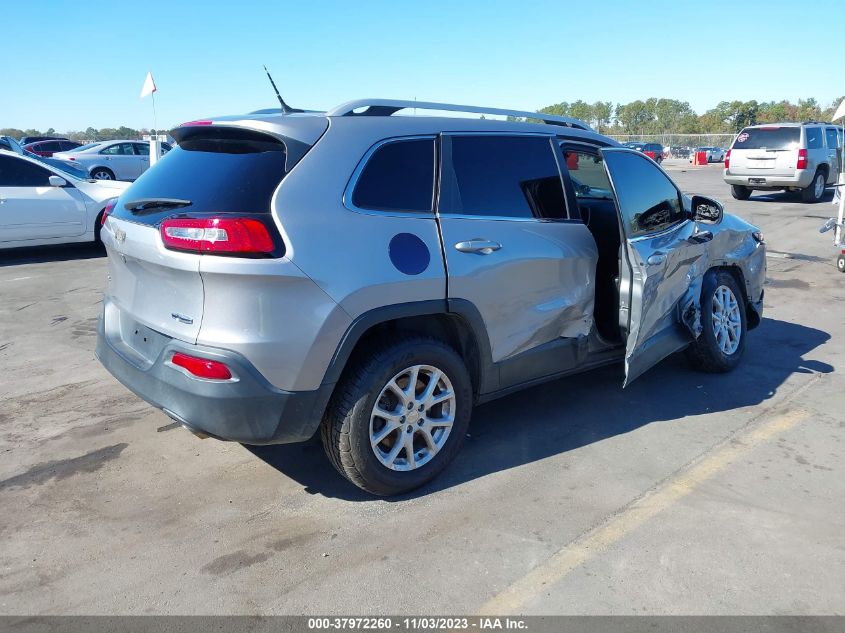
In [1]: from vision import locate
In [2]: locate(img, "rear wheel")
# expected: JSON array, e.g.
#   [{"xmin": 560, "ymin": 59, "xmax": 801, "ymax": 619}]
[
  {"xmin": 321, "ymin": 336, "xmax": 472, "ymax": 496},
  {"xmin": 91, "ymin": 167, "xmax": 115, "ymax": 181},
  {"xmin": 731, "ymin": 185, "xmax": 752, "ymax": 200},
  {"xmin": 837, "ymin": 253, "xmax": 845, "ymax": 273},
  {"xmin": 686, "ymin": 270, "xmax": 747, "ymax": 373},
  {"xmin": 801, "ymin": 170, "xmax": 825, "ymax": 203}
]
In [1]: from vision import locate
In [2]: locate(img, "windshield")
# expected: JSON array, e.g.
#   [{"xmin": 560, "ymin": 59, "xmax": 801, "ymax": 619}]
[
  {"xmin": 1, "ymin": 136, "xmax": 25, "ymax": 155},
  {"xmin": 733, "ymin": 127, "xmax": 800, "ymax": 150},
  {"xmin": 35, "ymin": 156, "xmax": 89, "ymax": 179},
  {"xmin": 68, "ymin": 143, "xmax": 100, "ymax": 152}
]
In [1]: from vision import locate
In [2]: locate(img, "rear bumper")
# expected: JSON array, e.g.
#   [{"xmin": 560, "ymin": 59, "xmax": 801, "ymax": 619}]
[
  {"xmin": 724, "ymin": 169, "xmax": 814, "ymax": 189},
  {"xmin": 95, "ymin": 309, "xmax": 331, "ymax": 445}
]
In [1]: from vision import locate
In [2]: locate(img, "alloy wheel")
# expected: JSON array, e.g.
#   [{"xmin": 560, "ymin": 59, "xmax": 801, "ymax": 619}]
[
  {"xmin": 814, "ymin": 173, "xmax": 825, "ymax": 199},
  {"xmin": 369, "ymin": 364, "xmax": 455, "ymax": 472},
  {"xmin": 711, "ymin": 285, "xmax": 742, "ymax": 355}
]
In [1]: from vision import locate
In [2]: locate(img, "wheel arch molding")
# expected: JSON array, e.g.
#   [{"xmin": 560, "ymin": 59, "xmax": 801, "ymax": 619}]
[{"xmin": 321, "ymin": 299, "xmax": 497, "ymax": 398}]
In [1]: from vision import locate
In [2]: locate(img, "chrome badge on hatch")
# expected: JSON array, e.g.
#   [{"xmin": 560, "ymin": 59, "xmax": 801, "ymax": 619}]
[{"xmin": 114, "ymin": 227, "xmax": 126, "ymax": 244}]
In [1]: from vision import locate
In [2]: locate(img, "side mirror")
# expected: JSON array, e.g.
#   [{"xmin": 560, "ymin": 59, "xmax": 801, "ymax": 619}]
[
  {"xmin": 691, "ymin": 195, "xmax": 723, "ymax": 224},
  {"xmin": 48, "ymin": 175, "xmax": 67, "ymax": 187}
]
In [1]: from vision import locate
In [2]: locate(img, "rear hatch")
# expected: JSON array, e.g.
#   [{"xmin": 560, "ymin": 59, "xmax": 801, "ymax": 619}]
[
  {"xmin": 730, "ymin": 126, "xmax": 800, "ymax": 176},
  {"xmin": 103, "ymin": 120, "xmax": 325, "ymax": 345}
]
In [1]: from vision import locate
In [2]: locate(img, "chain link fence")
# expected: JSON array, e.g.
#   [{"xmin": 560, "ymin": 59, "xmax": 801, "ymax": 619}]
[{"xmin": 608, "ymin": 133, "xmax": 738, "ymax": 158}]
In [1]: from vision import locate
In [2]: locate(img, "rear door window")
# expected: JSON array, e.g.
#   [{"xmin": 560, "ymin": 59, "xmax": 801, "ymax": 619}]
[
  {"xmin": 806, "ymin": 127, "xmax": 823, "ymax": 149},
  {"xmin": 441, "ymin": 135, "xmax": 567, "ymax": 219},
  {"xmin": 351, "ymin": 138, "xmax": 434, "ymax": 213},
  {"xmin": 733, "ymin": 127, "xmax": 800, "ymax": 150},
  {"xmin": 100, "ymin": 143, "xmax": 133, "ymax": 155},
  {"xmin": 825, "ymin": 128, "xmax": 841, "ymax": 150}
]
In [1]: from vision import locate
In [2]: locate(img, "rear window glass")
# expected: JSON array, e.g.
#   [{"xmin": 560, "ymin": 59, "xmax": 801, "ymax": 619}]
[
  {"xmin": 733, "ymin": 127, "xmax": 800, "ymax": 150},
  {"xmin": 351, "ymin": 138, "xmax": 434, "ymax": 212},
  {"xmin": 112, "ymin": 134, "xmax": 286, "ymax": 222},
  {"xmin": 805, "ymin": 127, "xmax": 823, "ymax": 149},
  {"xmin": 442, "ymin": 135, "xmax": 567, "ymax": 219}
]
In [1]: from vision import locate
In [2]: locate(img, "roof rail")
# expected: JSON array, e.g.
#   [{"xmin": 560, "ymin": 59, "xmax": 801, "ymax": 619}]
[{"xmin": 326, "ymin": 99, "xmax": 594, "ymax": 131}]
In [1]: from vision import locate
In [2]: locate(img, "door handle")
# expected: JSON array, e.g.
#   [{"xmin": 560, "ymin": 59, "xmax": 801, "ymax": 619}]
[
  {"xmin": 454, "ymin": 239, "xmax": 502, "ymax": 254},
  {"xmin": 646, "ymin": 253, "xmax": 666, "ymax": 265}
]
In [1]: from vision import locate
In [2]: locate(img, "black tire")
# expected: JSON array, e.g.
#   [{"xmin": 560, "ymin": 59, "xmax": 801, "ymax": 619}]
[
  {"xmin": 94, "ymin": 209, "xmax": 107, "ymax": 245},
  {"xmin": 731, "ymin": 185, "xmax": 752, "ymax": 200},
  {"xmin": 801, "ymin": 170, "xmax": 825, "ymax": 203},
  {"xmin": 686, "ymin": 270, "xmax": 747, "ymax": 373},
  {"xmin": 321, "ymin": 336, "xmax": 473, "ymax": 496},
  {"xmin": 837, "ymin": 254, "xmax": 845, "ymax": 273},
  {"xmin": 91, "ymin": 167, "xmax": 115, "ymax": 181}
]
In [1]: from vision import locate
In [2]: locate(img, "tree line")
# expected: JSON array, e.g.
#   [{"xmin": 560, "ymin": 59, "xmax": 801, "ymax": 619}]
[
  {"xmin": 4, "ymin": 96, "xmax": 844, "ymax": 140},
  {"xmin": 0, "ymin": 126, "xmax": 164, "ymax": 142},
  {"xmin": 532, "ymin": 97, "xmax": 845, "ymax": 134}
]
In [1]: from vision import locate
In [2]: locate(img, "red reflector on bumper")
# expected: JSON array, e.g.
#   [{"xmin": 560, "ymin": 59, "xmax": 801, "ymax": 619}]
[{"xmin": 171, "ymin": 352, "xmax": 232, "ymax": 380}]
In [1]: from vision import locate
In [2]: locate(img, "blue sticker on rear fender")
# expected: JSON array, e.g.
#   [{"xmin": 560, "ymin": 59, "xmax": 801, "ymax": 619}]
[{"xmin": 389, "ymin": 233, "xmax": 430, "ymax": 276}]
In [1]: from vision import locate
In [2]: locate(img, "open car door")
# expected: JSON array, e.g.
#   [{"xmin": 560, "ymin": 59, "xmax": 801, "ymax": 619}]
[{"xmin": 599, "ymin": 147, "xmax": 711, "ymax": 385}]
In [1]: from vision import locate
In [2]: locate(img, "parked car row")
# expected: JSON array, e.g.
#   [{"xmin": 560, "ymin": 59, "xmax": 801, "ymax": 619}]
[
  {"xmin": 53, "ymin": 140, "xmax": 172, "ymax": 181},
  {"xmin": 689, "ymin": 146, "xmax": 727, "ymax": 163},
  {"xmin": 0, "ymin": 134, "xmax": 172, "ymax": 180},
  {"xmin": 622, "ymin": 141, "xmax": 665, "ymax": 163}
]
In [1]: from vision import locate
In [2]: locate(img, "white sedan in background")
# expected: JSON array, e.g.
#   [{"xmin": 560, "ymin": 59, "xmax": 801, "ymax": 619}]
[
  {"xmin": 53, "ymin": 140, "xmax": 171, "ymax": 181},
  {"xmin": 0, "ymin": 149, "xmax": 129, "ymax": 249}
]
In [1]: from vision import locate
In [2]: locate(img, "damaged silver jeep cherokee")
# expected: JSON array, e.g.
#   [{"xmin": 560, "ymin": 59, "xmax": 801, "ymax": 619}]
[{"xmin": 96, "ymin": 99, "xmax": 766, "ymax": 496}]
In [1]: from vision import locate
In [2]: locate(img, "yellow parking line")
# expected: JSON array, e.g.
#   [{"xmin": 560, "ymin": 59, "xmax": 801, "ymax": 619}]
[{"xmin": 479, "ymin": 408, "xmax": 809, "ymax": 615}]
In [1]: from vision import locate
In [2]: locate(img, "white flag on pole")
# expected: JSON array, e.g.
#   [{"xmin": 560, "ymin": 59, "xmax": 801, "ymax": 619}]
[
  {"xmin": 140, "ymin": 72, "xmax": 157, "ymax": 99},
  {"xmin": 831, "ymin": 98, "xmax": 845, "ymax": 121}
]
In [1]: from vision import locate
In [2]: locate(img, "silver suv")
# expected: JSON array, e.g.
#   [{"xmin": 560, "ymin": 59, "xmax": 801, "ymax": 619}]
[
  {"xmin": 96, "ymin": 99, "xmax": 767, "ymax": 495},
  {"xmin": 724, "ymin": 122, "xmax": 843, "ymax": 202}
]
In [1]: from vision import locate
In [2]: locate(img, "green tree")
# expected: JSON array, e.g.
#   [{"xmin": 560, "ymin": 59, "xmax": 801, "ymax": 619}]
[{"xmin": 592, "ymin": 101, "xmax": 613, "ymax": 133}]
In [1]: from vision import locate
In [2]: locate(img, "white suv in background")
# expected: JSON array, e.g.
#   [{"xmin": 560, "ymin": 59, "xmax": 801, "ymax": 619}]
[{"xmin": 724, "ymin": 122, "xmax": 842, "ymax": 202}]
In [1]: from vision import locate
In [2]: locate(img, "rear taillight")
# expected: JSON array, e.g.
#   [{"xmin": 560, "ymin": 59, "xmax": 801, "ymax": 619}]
[
  {"xmin": 171, "ymin": 352, "xmax": 232, "ymax": 380},
  {"xmin": 797, "ymin": 149, "xmax": 808, "ymax": 170},
  {"xmin": 101, "ymin": 199, "xmax": 116, "ymax": 225},
  {"xmin": 724, "ymin": 150, "xmax": 731, "ymax": 169},
  {"xmin": 159, "ymin": 217, "xmax": 275, "ymax": 255},
  {"xmin": 68, "ymin": 157, "xmax": 76, "ymax": 161}
]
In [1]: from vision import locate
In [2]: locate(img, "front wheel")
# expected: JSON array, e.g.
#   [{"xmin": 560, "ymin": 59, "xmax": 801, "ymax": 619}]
[
  {"xmin": 837, "ymin": 253, "xmax": 845, "ymax": 273},
  {"xmin": 321, "ymin": 336, "xmax": 473, "ymax": 496},
  {"xmin": 801, "ymin": 170, "xmax": 826, "ymax": 203},
  {"xmin": 686, "ymin": 270, "xmax": 747, "ymax": 373},
  {"xmin": 731, "ymin": 185, "xmax": 752, "ymax": 200}
]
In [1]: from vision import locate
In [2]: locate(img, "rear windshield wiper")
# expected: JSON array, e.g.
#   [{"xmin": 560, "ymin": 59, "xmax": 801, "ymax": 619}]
[{"xmin": 124, "ymin": 198, "xmax": 193, "ymax": 213}]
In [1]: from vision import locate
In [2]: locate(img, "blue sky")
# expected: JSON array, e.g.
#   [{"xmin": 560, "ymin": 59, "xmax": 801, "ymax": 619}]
[{"xmin": 2, "ymin": 0, "xmax": 840, "ymax": 131}]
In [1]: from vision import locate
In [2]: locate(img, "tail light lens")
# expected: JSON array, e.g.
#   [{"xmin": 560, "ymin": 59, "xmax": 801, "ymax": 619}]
[
  {"xmin": 171, "ymin": 352, "xmax": 232, "ymax": 380},
  {"xmin": 724, "ymin": 150, "xmax": 731, "ymax": 169},
  {"xmin": 101, "ymin": 199, "xmax": 117, "ymax": 225},
  {"xmin": 797, "ymin": 149, "xmax": 808, "ymax": 170},
  {"xmin": 160, "ymin": 217, "xmax": 275, "ymax": 255}
]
